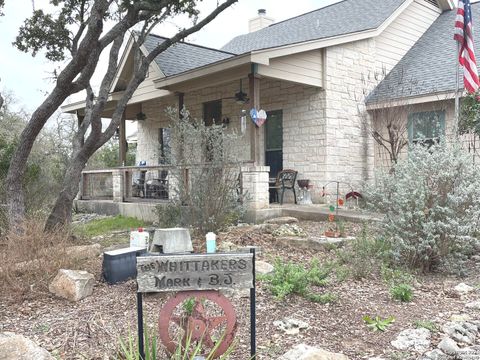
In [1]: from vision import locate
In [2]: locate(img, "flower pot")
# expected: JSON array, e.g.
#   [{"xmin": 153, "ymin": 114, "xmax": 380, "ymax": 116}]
[{"xmin": 324, "ymin": 230, "xmax": 342, "ymax": 238}]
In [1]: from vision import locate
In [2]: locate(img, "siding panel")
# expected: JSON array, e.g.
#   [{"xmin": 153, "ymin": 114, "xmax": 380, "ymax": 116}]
[{"xmin": 375, "ymin": 0, "xmax": 440, "ymax": 74}]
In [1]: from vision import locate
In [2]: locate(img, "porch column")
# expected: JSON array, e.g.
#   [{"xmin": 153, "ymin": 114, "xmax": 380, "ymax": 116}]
[
  {"xmin": 76, "ymin": 112, "xmax": 85, "ymax": 147},
  {"xmin": 241, "ymin": 165, "xmax": 270, "ymax": 222},
  {"xmin": 249, "ymin": 67, "xmax": 261, "ymax": 165},
  {"xmin": 119, "ymin": 112, "xmax": 127, "ymax": 166},
  {"xmin": 112, "ymin": 169, "xmax": 124, "ymax": 202}
]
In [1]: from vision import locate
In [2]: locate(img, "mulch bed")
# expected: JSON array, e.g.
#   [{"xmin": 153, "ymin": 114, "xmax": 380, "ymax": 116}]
[{"xmin": 0, "ymin": 221, "xmax": 479, "ymax": 359}]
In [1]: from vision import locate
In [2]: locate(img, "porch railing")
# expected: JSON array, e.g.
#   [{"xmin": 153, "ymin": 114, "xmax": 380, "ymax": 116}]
[{"xmin": 79, "ymin": 162, "xmax": 269, "ymax": 210}]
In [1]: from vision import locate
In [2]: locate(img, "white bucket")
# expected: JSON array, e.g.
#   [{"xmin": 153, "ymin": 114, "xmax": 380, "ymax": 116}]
[{"xmin": 129, "ymin": 228, "xmax": 149, "ymax": 249}]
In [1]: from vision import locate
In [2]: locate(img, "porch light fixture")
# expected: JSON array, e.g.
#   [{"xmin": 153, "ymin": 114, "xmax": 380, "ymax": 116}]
[{"xmin": 136, "ymin": 112, "xmax": 147, "ymax": 121}]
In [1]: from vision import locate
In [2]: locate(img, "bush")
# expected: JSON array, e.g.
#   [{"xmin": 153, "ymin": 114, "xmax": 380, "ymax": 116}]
[
  {"xmin": 262, "ymin": 258, "xmax": 332, "ymax": 301},
  {"xmin": 154, "ymin": 109, "xmax": 246, "ymax": 235},
  {"xmin": 335, "ymin": 225, "xmax": 389, "ymax": 280},
  {"xmin": 390, "ymin": 283, "xmax": 413, "ymax": 302},
  {"xmin": 365, "ymin": 143, "xmax": 480, "ymax": 273},
  {"xmin": 0, "ymin": 218, "xmax": 81, "ymax": 297}
]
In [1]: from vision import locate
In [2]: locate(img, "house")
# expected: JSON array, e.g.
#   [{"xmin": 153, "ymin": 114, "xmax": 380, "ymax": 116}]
[{"xmin": 65, "ymin": 0, "xmax": 470, "ymax": 221}]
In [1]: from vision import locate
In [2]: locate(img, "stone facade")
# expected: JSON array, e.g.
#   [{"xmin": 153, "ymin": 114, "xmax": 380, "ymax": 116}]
[{"xmin": 134, "ymin": 37, "xmax": 418, "ymax": 204}]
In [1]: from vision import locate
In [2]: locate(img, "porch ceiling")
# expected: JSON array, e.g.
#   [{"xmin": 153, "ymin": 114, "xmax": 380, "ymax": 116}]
[{"xmin": 62, "ymin": 96, "xmax": 142, "ymax": 120}]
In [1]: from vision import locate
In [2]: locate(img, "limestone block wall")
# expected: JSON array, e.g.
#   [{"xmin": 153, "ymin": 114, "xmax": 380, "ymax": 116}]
[{"xmin": 324, "ymin": 38, "xmax": 376, "ymax": 191}]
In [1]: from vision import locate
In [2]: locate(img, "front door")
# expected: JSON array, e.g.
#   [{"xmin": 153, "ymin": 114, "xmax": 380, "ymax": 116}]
[{"xmin": 265, "ymin": 110, "xmax": 283, "ymax": 178}]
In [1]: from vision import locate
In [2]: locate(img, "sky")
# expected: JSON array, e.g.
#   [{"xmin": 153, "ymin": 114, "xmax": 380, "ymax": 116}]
[{"xmin": 0, "ymin": 0, "xmax": 339, "ymax": 113}]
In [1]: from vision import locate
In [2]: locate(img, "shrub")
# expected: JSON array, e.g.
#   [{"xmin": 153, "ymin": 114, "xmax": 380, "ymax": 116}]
[
  {"xmin": 262, "ymin": 258, "xmax": 332, "ymax": 301},
  {"xmin": 363, "ymin": 315, "xmax": 395, "ymax": 332},
  {"xmin": 0, "ymin": 218, "xmax": 80, "ymax": 297},
  {"xmin": 390, "ymin": 283, "xmax": 413, "ymax": 302},
  {"xmin": 335, "ymin": 225, "xmax": 389, "ymax": 280},
  {"xmin": 154, "ymin": 109, "xmax": 246, "ymax": 235},
  {"xmin": 365, "ymin": 143, "xmax": 480, "ymax": 273}
]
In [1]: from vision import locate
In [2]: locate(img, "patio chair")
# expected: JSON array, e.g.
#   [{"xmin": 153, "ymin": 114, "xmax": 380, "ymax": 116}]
[{"xmin": 269, "ymin": 169, "xmax": 298, "ymax": 205}]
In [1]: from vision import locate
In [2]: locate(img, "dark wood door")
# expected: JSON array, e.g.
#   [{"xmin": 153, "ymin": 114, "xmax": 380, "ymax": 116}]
[{"xmin": 265, "ymin": 110, "xmax": 283, "ymax": 178}]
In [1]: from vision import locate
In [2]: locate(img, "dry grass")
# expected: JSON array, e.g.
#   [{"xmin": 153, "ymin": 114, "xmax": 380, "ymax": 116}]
[{"xmin": 0, "ymin": 218, "xmax": 82, "ymax": 298}]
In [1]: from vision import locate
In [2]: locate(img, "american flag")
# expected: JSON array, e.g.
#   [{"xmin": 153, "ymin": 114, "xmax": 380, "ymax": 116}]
[{"xmin": 454, "ymin": 0, "xmax": 480, "ymax": 93}]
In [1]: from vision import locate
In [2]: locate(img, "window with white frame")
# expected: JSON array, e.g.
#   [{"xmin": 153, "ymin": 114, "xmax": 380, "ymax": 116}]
[{"xmin": 408, "ymin": 110, "xmax": 445, "ymax": 147}]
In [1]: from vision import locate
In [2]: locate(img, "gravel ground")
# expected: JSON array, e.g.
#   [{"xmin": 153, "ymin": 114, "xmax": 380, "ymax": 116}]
[{"xmin": 1, "ymin": 221, "xmax": 479, "ymax": 359}]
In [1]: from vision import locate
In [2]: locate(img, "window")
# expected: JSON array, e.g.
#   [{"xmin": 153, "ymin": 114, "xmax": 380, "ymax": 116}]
[
  {"xmin": 203, "ymin": 100, "xmax": 223, "ymax": 161},
  {"xmin": 408, "ymin": 111, "xmax": 445, "ymax": 147},
  {"xmin": 203, "ymin": 100, "xmax": 222, "ymax": 126},
  {"xmin": 158, "ymin": 128, "xmax": 171, "ymax": 164}
]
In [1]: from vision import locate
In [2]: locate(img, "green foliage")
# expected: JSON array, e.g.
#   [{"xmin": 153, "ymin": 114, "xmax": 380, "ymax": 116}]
[
  {"xmin": 87, "ymin": 140, "xmax": 136, "ymax": 169},
  {"xmin": 182, "ymin": 297, "xmax": 195, "ymax": 316},
  {"xmin": 75, "ymin": 215, "xmax": 147, "ymax": 237},
  {"xmin": 380, "ymin": 266, "xmax": 414, "ymax": 286},
  {"xmin": 459, "ymin": 92, "xmax": 480, "ymax": 136},
  {"xmin": 413, "ymin": 320, "xmax": 438, "ymax": 332},
  {"xmin": 118, "ymin": 325, "xmax": 157, "ymax": 360},
  {"xmin": 363, "ymin": 315, "xmax": 395, "ymax": 332},
  {"xmin": 171, "ymin": 331, "xmax": 235, "ymax": 360},
  {"xmin": 307, "ymin": 292, "xmax": 337, "ymax": 304},
  {"xmin": 155, "ymin": 109, "xmax": 246, "ymax": 235},
  {"xmin": 364, "ymin": 143, "xmax": 480, "ymax": 273},
  {"xmin": 261, "ymin": 258, "xmax": 332, "ymax": 302},
  {"xmin": 390, "ymin": 283, "xmax": 413, "ymax": 302},
  {"xmin": 335, "ymin": 225, "xmax": 389, "ymax": 280}
]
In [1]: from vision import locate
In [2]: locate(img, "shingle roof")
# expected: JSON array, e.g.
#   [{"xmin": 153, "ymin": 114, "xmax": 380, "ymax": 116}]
[
  {"xmin": 366, "ymin": 4, "xmax": 480, "ymax": 105},
  {"xmin": 143, "ymin": 34, "xmax": 235, "ymax": 77},
  {"xmin": 221, "ymin": 0, "xmax": 408, "ymax": 54}
]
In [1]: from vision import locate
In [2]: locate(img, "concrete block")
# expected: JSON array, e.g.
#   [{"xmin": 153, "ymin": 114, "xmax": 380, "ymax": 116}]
[{"xmin": 150, "ymin": 228, "xmax": 193, "ymax": 254}]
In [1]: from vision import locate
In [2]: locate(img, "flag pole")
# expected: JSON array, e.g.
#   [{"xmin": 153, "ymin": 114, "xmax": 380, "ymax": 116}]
[{"xmin": 455, "ymin": 40, "xmax": 461, "ymax": 138}]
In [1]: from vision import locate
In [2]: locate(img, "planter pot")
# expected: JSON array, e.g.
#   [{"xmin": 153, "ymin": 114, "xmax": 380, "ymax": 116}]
[{"xmin": 324, "ymin": 230, "xmax": 343, "ymax": 238}]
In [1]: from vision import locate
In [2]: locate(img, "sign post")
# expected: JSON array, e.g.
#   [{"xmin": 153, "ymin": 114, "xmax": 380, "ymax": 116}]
[{"xmin": 135, "ymin": 250, "xmax": 256, "ymax": 359}]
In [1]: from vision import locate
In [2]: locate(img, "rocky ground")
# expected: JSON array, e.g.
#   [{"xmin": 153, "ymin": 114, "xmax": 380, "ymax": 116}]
[{"xmin": 0, "ymin": 217, "xmax": 479, "ymax": 359}]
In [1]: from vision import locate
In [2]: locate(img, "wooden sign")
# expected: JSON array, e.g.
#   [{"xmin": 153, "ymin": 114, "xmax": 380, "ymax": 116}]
[{"xmin": 136, "ymin": 253, "xmax": 254, "ymax": 293}]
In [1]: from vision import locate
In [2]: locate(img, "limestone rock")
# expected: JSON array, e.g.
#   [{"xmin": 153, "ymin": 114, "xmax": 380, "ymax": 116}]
[
  {"xmin": 256, "ymin": 261, "xmax": 274, "ymax": 275},
  {"xmin": 49, "ymin": 269, "xmax": 94, "ymax": 301},
  {"xmin": 421, "ymin": 349, "xmax": 448, "ymax": 360},
  {"xmin": 265, "ymin": 216, "xmax": 299, "ymax": 225},
  {"xmin": 437, "ymin": 337, "xmax": 460, "ymax": 355},
  {"xmin": 454, "ymin": 283, "xmax": 474, "ymax": 295},
  {"xmin": 273, "ymin": 318, "xmax": 309, "ymax": 335},
  {"xmin": 457, "ymin": 345, "xmax": 480, "ymax": 359},
  {"xmin": 279, "ymin": 344, "xmax": 349, "ymax": 360},
  {"xmin": 450, "ymin": 314, "xmax": 472, "ymax": 322},
  {"xmin": 217, "ymin": 241, "xmax": 237, "ymax": 252},
  {"xmin": 0, "ymin": 332, "xmax": 53, "ymax": 360},
  {"xmin": 273, "ymin": 224, "xmax": 306, "ymax": 237},
  {"xmin": 465, "ymin": 301, "xmax": 480, "ymax": 310},
  {"xmin": 442, "ymin": 321, "xmax": 478, "ymax": 345},
  {"xmin": 254, "ymin": 223, "xmax": 279, "ymax": 233},
  {"xmin": 66, "ymin": 243, "xmax": 102, "ymax": 260},
  {"xmin": 150, "ymin": 228, "xmax": 193, "ymax": 253},
  {"xmin": 391, "ymin": 328, "xmax": 431, "ymax": 353}
]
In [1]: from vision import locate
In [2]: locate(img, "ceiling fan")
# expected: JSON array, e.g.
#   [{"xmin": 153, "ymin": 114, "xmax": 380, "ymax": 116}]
[{"xmin": 223, "ymin": 79, "xmax": 249, "ymax": 104}]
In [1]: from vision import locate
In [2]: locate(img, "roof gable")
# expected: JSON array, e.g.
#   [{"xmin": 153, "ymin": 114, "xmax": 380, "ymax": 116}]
[
  {"xmin": 366, "ymin": 3, "xmax": 480, "ymax": 105},
  {"xmin": 143, "ymin": 34, "xmax": 235, "ymax": 77},
  {"xmin": 221, "ymin": 0, "xmax": 409, "ymax": 54}
]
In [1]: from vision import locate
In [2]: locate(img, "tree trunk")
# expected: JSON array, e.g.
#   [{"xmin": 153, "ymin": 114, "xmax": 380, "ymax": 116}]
[{"xmin": 45, "ymin": 152, "xmax": 89, "ymax": 230}]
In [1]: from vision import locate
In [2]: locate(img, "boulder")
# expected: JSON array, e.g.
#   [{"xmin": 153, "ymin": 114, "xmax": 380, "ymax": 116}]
[
  {"xmin": 265, "ymin": 217, "xmax": 299, "ymax": 225},
  {"xmin": 437, "ymin": 337, "xmax": 460, "ymax": 355},
  {"xmin": 273, "ymin": 318, "xmax": 309, "ymax": 335},
  {"xmin": 49, "ymin": 269, "xmax": 94, "ymax": 301},
  {"xmin": 0, "ymin": 332, "xmax": 53, "ymax": 360},
  {"xmin": 391, "ymin": 328, "xmax": 431, "ymax": 353},
  {"xmin": 421, "ymin": 349, "xmax": 448, "ymax": 360},
  {"xmin": 256, "ymin": 261, "xmax": 274, "ymax": 275},
  {"xmin": 279, "ymin": 344, "xmax": 349, "ymax": 360},
  {"xmin": 66, "ymin": 243, "xmax": 102, "ymax": 260},
  {"xmin": 454, "ymin": 283, "xmax": 474, "ymax": 295},
  {"xmin": 465, "ymin": 301, "xmax": 480, "ymax": 310},
  {"xmin": 273, "ymin": 224, "xmax": 306, "ymax": 237},
  {"xmin": 442, "ymin": 321, "xmax": 478, "ymax": 345},
  {"xmin": 150, "ymin": 228, "xmax": 193, "ymax": 254}
]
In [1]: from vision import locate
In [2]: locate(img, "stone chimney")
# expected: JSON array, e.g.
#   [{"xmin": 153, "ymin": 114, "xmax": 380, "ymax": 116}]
[{"xmin": 249, "ymin": 9, "xmax": 274, "ymax": 33}]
